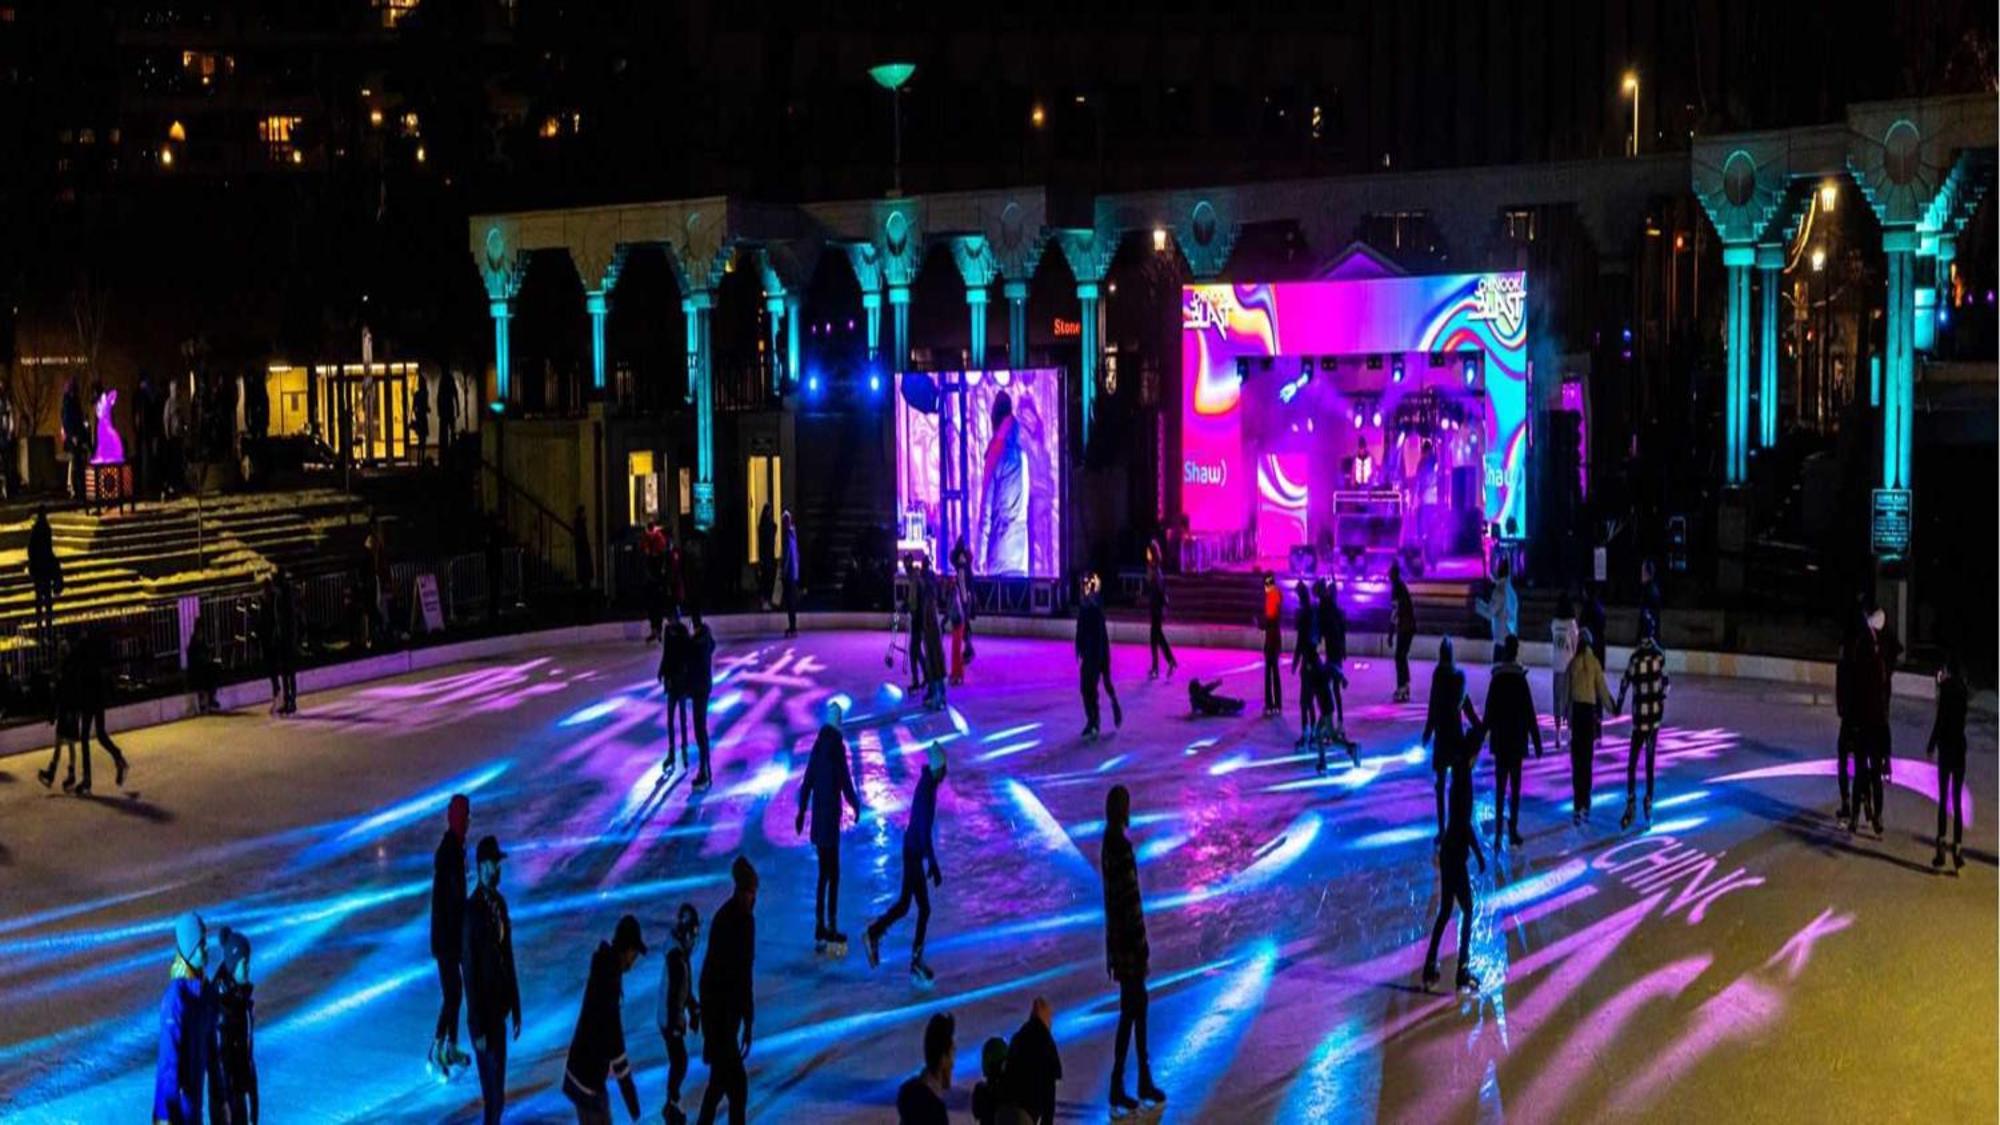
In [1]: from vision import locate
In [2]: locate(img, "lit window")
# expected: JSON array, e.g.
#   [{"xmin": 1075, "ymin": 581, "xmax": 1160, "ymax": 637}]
[
  {"xmin": 375, "ymin": 0, "xmax": 421, "ymax": 28},
  {"xmin": 77, "ymin": 128, "xmax": 95, "ymax": 145},
  {"xmin": 401, "ymin": 111, "xmax": 420, "ymax": 134},
  {"xmin": 539, "ymin": 116, "xmax": 560, "ymax": 139},
  {"xmin": 167, "ymin": 120, "xmax": 186, "ymax": 142},
  {"xmin": 1503, "ymin": 208, "xmax": 1537, "ymax": 243},
  {"xmin": 258, "ymin": 115, "xmax": 298, "ymax": 144},
  {"xmin": 369, "ymin": 107, "xmax": 384, "ymax": 127}
]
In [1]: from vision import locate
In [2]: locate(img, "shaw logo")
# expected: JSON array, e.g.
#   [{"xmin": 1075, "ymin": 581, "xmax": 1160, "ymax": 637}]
[
  {"xmin": 1183, "ymin": 459, "xmax": 1228, "ymax": 486},
  {"xmin": 1471, "ymin": 274, "xmax": 1526, "ymax": 337},
  {"xmin": 1182, "ymin": 289, "xmax": 1232, "ymax": 331}
]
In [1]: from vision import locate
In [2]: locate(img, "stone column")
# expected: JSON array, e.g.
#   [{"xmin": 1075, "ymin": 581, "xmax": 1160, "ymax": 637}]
[
  {"xmin": 1881, "ymin": 227, "xmax": 1916, "ymax": 490},
  {"xmin": 764, "ymin": 293, "xmax": 786, "ymax": 395},
  {"xmin": 889, "ymin": 284, "xmax": 911, "ymax": 373},
  {"xmin": 1077, "ymin": 280, "xmax": 1101, "ymax": 446},
  {"xmin": 1722, "ymin": 246, "xmax": 1752, "ymax": 484},
  {"xmin": 586, "ymin": 291, "xmax": 609, "ymax": 392},
  {"xmin": 785, "ymin": 293, "xmax": 802, "ymax": 395},
  {"xmin": 862, "ymin": 291, "xmax": 883, "ymax": 363},
  {"xmin": 489, "ymin": 298, "xmax": 514, "ymax": 403},
  {"xmin": 966, "ymin": 286, "xmax": 989, "ymax": 368},
  {"xmin": 683, "ymin": 290, "xmax": 716, "ymax": 528},
  {"xmin": 1004, "ymin": 279, "xmax": 1030, "ymax": 368},
  {"xmin": 1755, "ymin": 244, "xmax": 1782, "ymax": 448}
]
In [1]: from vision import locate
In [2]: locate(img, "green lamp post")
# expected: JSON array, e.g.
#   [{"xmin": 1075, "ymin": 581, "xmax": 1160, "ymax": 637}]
[{"xmin": 868, "ymin": 62, "xmax": 916, "ymax": 196}]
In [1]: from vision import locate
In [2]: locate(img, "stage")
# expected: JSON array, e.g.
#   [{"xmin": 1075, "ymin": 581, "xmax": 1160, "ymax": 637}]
[{"xmin": 0, "ymin": 630, "xmax": 1991, "ymax": 1122}]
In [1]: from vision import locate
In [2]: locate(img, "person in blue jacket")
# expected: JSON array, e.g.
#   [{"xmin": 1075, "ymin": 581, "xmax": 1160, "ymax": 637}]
[
  {"xmin": 153, "ymin": 910, "xmax": 221, "ymax": 1125},
  {"xmin": 865, "ymin": 741, "xmax": 948, "ymax": 983},
  {"xmin": 796, "ymin": 700, "xmax": 862, "ymax": 951}
]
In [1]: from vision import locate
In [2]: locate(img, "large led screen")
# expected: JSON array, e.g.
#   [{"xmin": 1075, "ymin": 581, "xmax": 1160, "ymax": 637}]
[{"xmin": 895, "ymin": 367, "xmax": 1065, "ymax": 579}]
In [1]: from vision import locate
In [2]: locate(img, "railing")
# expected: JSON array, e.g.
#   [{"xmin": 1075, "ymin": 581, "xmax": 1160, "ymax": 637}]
[{"xmin": 477, "ymin": 457, "xmax": 578, "ymax": 595}]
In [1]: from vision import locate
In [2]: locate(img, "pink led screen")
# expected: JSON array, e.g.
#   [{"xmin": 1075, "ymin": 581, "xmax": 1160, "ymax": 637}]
[{"xmin": 895, "ymin": 368, "xmax": 1065, "ymax": 579}]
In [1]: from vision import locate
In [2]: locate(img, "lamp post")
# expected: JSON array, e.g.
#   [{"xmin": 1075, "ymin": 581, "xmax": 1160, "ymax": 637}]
[
  {"xmin": 1621, "ymin": 71, "xmax": 1639, "ymax": 156},
  {"xmin": 1811, "ymin": 246, "xmax": 1828, "ymax": 430},
  {"xmin": 869, "ymin": 62, "xmax": 916, "ymax": 196}
]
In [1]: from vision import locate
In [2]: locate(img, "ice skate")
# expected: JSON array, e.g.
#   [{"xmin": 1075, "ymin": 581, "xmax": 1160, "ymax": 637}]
[
  {"xmin": 1455, "ymin": 966, "xmax": 1481, "ymax": 992},
  {"xmin": 1421, "ymin": 961, "xmax": 1441, "ymax": 992},
  {"xmin": 426, "ymin": 1037, "xmax": 449, "ymax": 1083},
  {"xmin": 1148, "ymin": 666, "xmax": 1159, "ymax": 680},
  {"xmin": 1138, "ymin": 1081, "xmax": 1167, "ymax": 1111},
  {"xmin": 1080, "ymin": 724, "xmax": 1099, "ymax": 742},
  {"xmin": 1508, "ymin": 827, "xmax": 1525, "ymax": 848},
  {"xmin": 1111, "ymin": 699, "xmax": 1124, "ymax": 729},
  {"xmin": 1954, "ymin": 843, "xmax": 1966, "ymax": 873},
  {"xmin": 1620, "ymin": 800, "xmax": 1635, "ymax": 831},
  {"xmin": 909, "ymin": 954, "xmax": 934, "ymax": 988},
  {"xmin": 60, "ymin": 772, "xmax": 75, "ymax": 793},
  {"xmin": 71, "ymin": 781, "xmax": 91, "ymax": 797},
  {"xmin": 816, "ymin": 927, "xmax": 849, "ymax": 958},
  {"xmin": 35, "ymin": 766, "xmax": 53, "ymax": 789},
  {"xmin": 114, "ymin": 757, "xmax": 127, "ymax": 788},
  {"xmin": 1166, "ymin": 660, "xmax": 1178, "ymax": 679},
  {"xmin": 863, "ymin": 928, "xmax": 881, "ymax": 968},
  {"xmin": 1933, "ymin": 839, "xmax": 1948, "ymax": 870},
  {"xmin": 1109, "ymin": 1089, "xmax": 1140, "ymax": 1119}
]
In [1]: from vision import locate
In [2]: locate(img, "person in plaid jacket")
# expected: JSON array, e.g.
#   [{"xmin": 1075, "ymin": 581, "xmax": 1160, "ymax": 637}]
[{"xmin": 1616, "ymin": 634, "xmax": 1671, "ymax": 828}]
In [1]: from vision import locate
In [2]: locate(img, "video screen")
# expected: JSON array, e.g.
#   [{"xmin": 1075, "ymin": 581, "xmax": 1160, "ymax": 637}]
[{"xmin": 895, "ymin": 368, "xmax": 1064, "ymax": 579}]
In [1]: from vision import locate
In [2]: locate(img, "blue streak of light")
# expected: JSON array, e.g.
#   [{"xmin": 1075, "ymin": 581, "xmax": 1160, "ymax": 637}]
[
  {"xmin": 1207, "ymin": 752, "xmax": 1252, "ymax": 776},
  {"xmin": 1137, "ymin": 833, "xmax": 1191, "ymax": 864},
  {"xmin": 0, "ymin": 879, "xmax": 428, "ymax": 959},
  {"xmin": 1002, "ymin": 779, "xmax": 1094, "ymax": 877},
  {"xmin": 1066, "ymin": 811, "xmax": 1176, "ymax": 837},
  {"xmin": 1153, "ymin": 939, "xmax": 1279, "ymax": 1114},
  {"xmin": 296, "ymin": 760, "xmax": 512, "ymax": 869},
  {"xmin": 1646, "ymin": 815, "xmax": 1707, "ymax": 836},
  {"xmin": 945, "ymin": 705, "xmax": 970, "ymax": 737},
  {"xmin": 709, "ymin": 690, "xmax": 746, "ymax": 715},
  {"xmin": 1096, "ymin": 753, "xmax": 1128, "ymax": 773},
  {"xmin": 269, "ymin": 963, "xmax": 434, "ymax": 1036},
  {"xmin": 1401, "ymin": 743, "xmax": 1428, "ymax": 764},
  {"xmin": 0, "ymin": 881, "xmax": 197, "ymax": 938},
  {"xmin": 982, "ymin": 722, "xmax": 1043, "ymax": 743},
  {"xmin": 1652, "ymin": 789, "xmax": 1708, "ymax": 810},
  {"xmin": 1281, "ymin": 1014, "xmax": 1383, "ymax": 1122},
  {"xmin": 1486, "ymin": 858, "xmax": 1588, "ymax": 912},
  {"xmin": 976, "ymin": 738, "xmax": 1042, "ymax": 763},
  {"xmin": 1350, "ymin": 824, "xmax": 1435, "ymax": 850},
  {"xmin": 510, "ymin": 872, "xmax": 729, "ymax": 923},
  {"xmin": 558, "ymin": 696, "xmax": 627, "ymax": 727},
  {"xmin": 753, "ymin": 960, "xmax": 1081, "ymax": 1057},
  {"xmin": 1184, "ymin": 736, "xmax": 1220, "ymax": 756}
]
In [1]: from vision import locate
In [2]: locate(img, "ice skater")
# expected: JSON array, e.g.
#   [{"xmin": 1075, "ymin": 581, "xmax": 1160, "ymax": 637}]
[
  {"xmin": 688, "ymin": 611, "xmax": 716, "ymax": 790},
  {"xmin": 462, "ymin": 835, "xmax": 521, "ymax": 1125},
  {"xmin": 213, "ymin": 928, "xmax": 259, "ymax": 1125},
  {"xmin": 78, "ymin": 629, "xmax": 130, "ymax": 788},
  {"xmin": 945, "ymin": 571, "xmax": 969, "ymax": 687},
  {"xmin": 1548, "ymin": 592, "xmax": 1579, "ymax": 752},
  {"xmin": 1316, "ymin": 577, "xmax": 1349, "ymax": 740},
  {"xmin": 659, "ymin": 612, "xmax": 693, "ymax": 774},
  {"xmin": 1422, "ymin": 637, "xmax": 1482, "ymax": 836},
  {"xmin": 429, "ymin": 794, "xmax": 472, "ymax": 1079},
  {"xmin": 1482, "ymin": 635, "xmax": 1542, "ymax": 847},
  {"xmin": 796, "ymin": 701, "xmax": 862, "ymax": 956},
  {"xmin": 35, "ymin": 641, "xmax": 86, "ymax": 793},
  {"xmin": 1421, "ymin": 756, "xmax": 1487, "ymax": 992},
  {"xmin": 1290, "ymin": 581, "xmax": 1323, "ymax": 750},
  {"xmin": 1615, "ymin": 632, "xmax": 1671, "ymax": 829},
  {"xmin": 560, "ymin": 914, "xmax": 647, "ymax": 1124},
  {"xmin": 1258, "ymin": 574, "xmax": 1283, "ymax": 714},
  {"xmin": 1389, "ymin": 562, "xmax": 1416, "ymax": 703},
  {"xmin": 657, "ymin": 904, "xmax": 702, "ymax": 1125},
  {"xmin": 1477, "ymin": 556, "xmax": 1518, "ymax": 664},
  {"xmin": 1926, "ymin": 652, "xmax": 1970, "ymax": 873},
  {"xmin": 1187, "ymin": 678, "xmax": 1245, "ymax": 717},
  {"xmin": 780, "ymin": 509, "xmax": 800, "ymax": 638},
  {"xmin": 1144, "ymin": 540, "xmax": 1176, "ymax": 679},
  {"xmin": 915, "ymin": 558, "xmax": 949, "ymax": 709},
  {"xmin": 697, "ymin": 856, "xmax": 758, "ymax": 1125},
  {"xmin": 1076, "ymin": 573, "xmax": 1120, "ymax": 739},
  {"xmin": 865, "ymin": 742, "xmax": 947, "ymax": 985},
  {"xmin": 895, "ymin": 1012, "xmax": 955, "ymax": 1123},
  {"xmin": 1565, "ymin": 629, "xmax": 1615, "ymax": 825},
  {"xmin": 1100, "ymin": 785, "xmax": 1165, "ymax": 1116},
  {"xmin": 153, "ymin": 910, "xmax": 221, "ymax": 1125},
  {"xmin": 1007, "ymin": 996, "xmax": 1063, "ymax": 1125}
]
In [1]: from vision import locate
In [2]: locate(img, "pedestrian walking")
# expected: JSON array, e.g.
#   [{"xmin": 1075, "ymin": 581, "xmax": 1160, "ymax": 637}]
[
  {"xmin": 796, "ymin": 700, "xmax": 862, "ymax": 955},
  {"xmin": 1927, "ymin": 653, "xmax": 1970, "ymax": 873},
  {"xmin": 462, "ymin": 835, "xmax": 521, "ymax": 1125},
  {"xmin": 1616, "ymin": 633, "xmax": 1671, "ymax": 829},
  {"xmin": 688, "ymin": 612, "xmax": 716, "ymax": 790},
  {"xmin": 212, "ymin": 927, "xmax": 259, "ymax": 1125},
  {"xmin": 1482, "ymin": 635, "xmax": 1542, "ymax": 847},
  {"xmin": 1389, "ymin": 562, "xmax": 1416, "ymax": 703},
  {"xmin": 153, "ymin": 910, "xmax": 221, "ymax": 1125},
  {"xmin": 657, "ymin": 904, "xmax": 702, "ymax": 1125},
  {"xmin": 865, "ymin": 742, "xmax": 946, "ymax": 985},
  {"xmin": 1100, "ymin": 785, "xmax": 1165, "ymax": 1116},
  {"xmin": 1566, "ymin": 630, "xmax": 1616, "ymax": 825},
  {"xmin": 28, "ymin": 505, "xmax": 60, "ymax": 639},
  {"xmin": 1143, "ymin": 541, "xmax": 1176, "ymax": 679},
  {"xmin": 1549, "ymin": 592, "xmax": 1579, "ymax": 752},
  {"xmin": 1006, "ymin": 996, "xmax": 1063, "ymax": 1125},
  {"xmin": 696, "ymin": 856, "xmax": 758, "ymax": 1125},
  {"xmin": 895, "ymin": 1012, "xmax": 955, "ymax": 1125},
  {"xmin": 429, "ymin": 794, "xmax": 472, "ymax": 1079},
  {"xmin": 561, "ymin": 914, "xmax": 647, "ymax": 1124},
  {"xmin": 1422, "ymin": 637, "xmax": 1482, "ymax": 836},
  {"xmin": 1258, "ymin": 574, "xmax": 1283, "ymax": 714}
]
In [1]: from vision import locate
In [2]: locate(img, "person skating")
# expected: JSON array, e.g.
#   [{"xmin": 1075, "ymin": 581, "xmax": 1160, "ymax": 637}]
[
  {"xmin": 27, "ymin": 505, "xmax": 60, "ymax": 641},
  {"xmin": 1187, "ymin": 678, "xmax": 1245, "ymax": 717},
  {"xmin": 1316, "ymin": 577, "xmax": 1349, "ymax": 741},
  {"xmin": 1143, "ymin": 541, "xmax": 1176, "ymax": 679},
  {"xmin": 79, "ymin": 628, "xmax": 130, "ymax": 789},
  {"xmin": 1615, "ymin": 633, "xmax": 1671, "ymax": 829},
  {"xmin": 1636, "ymin": 558, "xmax": 1663, "ymax": 643},
  {"xmin": 696, "ymin": 856, "xmax": 758, "ymax": 1125},
  {"xmin": 1389, "ymin": 562, "xmax": 1416, "ymax": 703},
  {"xmin": 687, "ymin": 612, "xmax": 717, "ymax": 790},
  {"xmin": 950, "ymin": 537, "xmax": 978, "ymax": 667},
  {"xmin": 796, "ymin": 700, "xmax": 862, "ymax": 955},
  {"xmin": 561, "ymin": 914, "xmax": 648, "ymax": 1124},
  {"xmin": 1581, "ymin": 583, "xmax": 1608, "ymax": 665},
  {"xmin": 1075, "ymin": 574, "xmax": 1119, "ymax": 739},
  {"xmin": 36, "ymin": 640, "xmax": 86, "ymax": 793},
  {"xmin": 866, "ymin": 742, "xmax": 947, "ymax": 984},
  {"xmin": 1565, "ymin": 630, "xmax": 1616, "ymax": 825},
  {"xmin": 1421, "ymin": 756, "xmax": 1487, "ymax": 992},
  {"xmin": 271, "ymin": 571, "xmax": 300, "ymax": 715},
  {"xmin": 1926, "ymin": 653, "xmax": 1970, "ymax": 873},
  {"xmin": 1290, "ymin": 581, "xmax": 1322, "ymax": 751},
  {"xmin": 915, "ymin": 557, "xmax": 949, "ymax": 710},
  {"xmin": 1422, "ymin": 637, "xmax": 1482, "ymax": 836},
  {"xmin": 1258, "ymin": 574, "xmax": 1283, "ymax": 714},
  {"xmin": 1834, "ymin": 603, "xmax": 1885, "ymax": 833},
  {"xmin": 1548, "ymin": 592, "xmax": 1580, "ymax": 753},
  {"xmin": 1100, "ymin": 785, "xmax": 1165, "ymax": 1116},
  {"xmin": 1006, "ymin": 996, "xmax": 1063, "ymax": 1125},
  {"xmin": 462, "ymin": 835, "xmax": 521, "ymax": 1125},
  {"xmin": 971, "ymin": 1036, "xmax": 1013, "ymax": 1125},
  {"xmin": 944, "ymin": 572, "xmax": 969, "ymax": 687},
  {"xmin": 895, "ymin": 1012, "xmax": 955, "ymax": 1124},
  {"xmin": 429, "ymin": 794, "xmax": 472, "ymax": 1079},
  {"xmin": 657, "ymin": 904, "xmax": 702, "ymax": 1125},
  {"xmin": 658, "ymin": 612, "xmax": 693, "ymax": 775},
  {"xmin": 212, "ymin": 928, "xmax": 259, "ymax": 1125},
  {"xmin": 1476, "ymin": 556, "xmax": 1518, "ymax": 664},
  {"xmin": 1864, "ymin": 604, "xmax": 1899, "ymax": 837},
  {"xmin": 780, "ymin": 510, "xmax": 801, "ymax": 638},
  {"xmin": 153, "ymin": 910, "xmax": 222, "ymax": 1125},
  {"xmin": 1482, "ymin": 635, "xmax": 1542, "ymax": 847},
  {"xmin": 902, "ymin": 555, "xmax": 929, "ymax": 691}
]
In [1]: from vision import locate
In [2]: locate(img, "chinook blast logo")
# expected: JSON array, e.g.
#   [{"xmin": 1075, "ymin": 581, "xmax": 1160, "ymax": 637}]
[
  {"xmin": 1471, "ymin": 274, "xmax": 1526, "ymax": 337},
  {"xmin": 1182, "ymin": 289, "xmax": 1232, "ymax": 331}
]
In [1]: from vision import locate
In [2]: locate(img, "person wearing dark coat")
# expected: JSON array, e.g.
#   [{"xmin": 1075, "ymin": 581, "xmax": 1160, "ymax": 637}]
[
  {"xmin": 1075, "ymin": 575, "xmax": 1117, "ymax": 738},
  {"xmin": 79, "ymin": 628, "xmax": 128, "ymax": 788},
  {"xmin": 1006, "ymin": 996, "xmax": 1064, "ymax": 1125},
  {"xmin": 780, "ymin": 510, "xmax": 800, "ymax": 638},
  {"xmin": 1482, "ymin": 636, "xmax": 1543, "ymax": 847},
  {"xmin": 1422, "ymin": 637, "xmax": 1483, "ymax": 835},
  {"xmin": 914, "ymin": 558, "xmax": 948, "ymax": 708},
  {"xmin": 1834, "ymin": 606, "xmax": 1886, "ymax": 831},
  {"xmin": 410, "ymin": 377, "xmax": 431, "ymax": 465},
  {"xmin": 27, "ymin": 506, "xmax": 60, "ymax": 639},
  {"xmin": 697, "ymin": 857, "xmax": 759, "ymax": 1125},
  {"xmin": 438, "ymin": 371, "xmax": 460, "ymax": 454},
  {"xmin": 1290, "ymin": 582, "xmax": 1322, "ymax": 743},
  {"xmin": 212, "ymin": 928, "xmax": 259, "ymax": 1125},
  {"xmin": 1422, "ymin": 758, "xmax": 1487, "ymax": 993},
  {"xmin": 1927, "ymin": 653, "xmax": 1971, "ymax": 872},
  {"xmin": 462, "ymin": 835, "xmax": 521, "ymax": 1125},
  {"xmin": 430, "ymin": 794, "xmax": 471, "ymax": 1075},
  {"xmin": 154, "ymin": 910, "xmax": 222, "ymax": 1125},
  {"xmin": 688, "ymin": 612, "xmax": 717, "ymax": 790},
  {"xmin": 896, "ymin": 1013, "xmax": 956, "ymax": 1125},
  {"xmin": 1143, "ymin": 541, "xmax": 1175, "ymax": 678},
  {"xmin": 795, "ymin": 703, "xmax": 862, "ymax": 947},
  {"xmin": 865, "ymin": 743, "xmax": 946, "ymax": 982},
  {"xmin": 1581, "ymin": 583, "xmax": 1608, "ymax": 664},
  {"xmin": 657, "ymin": 904, "xmax": 702, "ymax": 1125},
  {"xmin": 1389, "ymin": 562, "xmax": 1417, "ymax": 703},
  {"xmin": 658, "ymin": 614, "xmax": 693, "ymax": 774},
  {"xmin": 61, "ymin": 377, "xmax": 87, "ymax": 498},
  {"xmin": 1100, "ymin": 785, "xmax": 1165, "ymax": 1115},
  {"xmin": 1187, "ymin": 677, "xmax": 1245, "ymax": 717},
  {"xmin": 1316, "ymin": 578, "xmax": 1348, "ymax": 733},
  {"xmin": 562, "ymin": 915, "xmax": 647, "ymax": 1124}
]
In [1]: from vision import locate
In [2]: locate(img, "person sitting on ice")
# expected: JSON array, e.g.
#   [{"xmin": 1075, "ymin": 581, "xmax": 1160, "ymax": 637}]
[{"xmin": 1188, "ymin": 678, "xmax": 1245, "ymax": 717}]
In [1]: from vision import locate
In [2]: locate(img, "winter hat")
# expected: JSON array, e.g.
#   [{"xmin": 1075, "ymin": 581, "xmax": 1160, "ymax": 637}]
[
  {"xmin": 925, "ymin": 741, "xmax": 947, "ymax": 776},
  {"xmin": 173, "ymin": 911, "xmax": 206, "ymax": 965},
  {"xmin": 446, "ymin": 794, "xmax": 470, "ymax": 840},
  {"xmin": 219, "ymin": 927, "xmax": 252, "ymax": 984},
  {"xmin": 731, "ymin": 854, "xmax": 760, "ymax": 892}
]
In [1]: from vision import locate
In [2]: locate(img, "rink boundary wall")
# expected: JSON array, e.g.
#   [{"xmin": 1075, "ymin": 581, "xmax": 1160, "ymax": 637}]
[{"xmin": 0, "ymin": 611, "xmax": 1983, "ymax": 759}]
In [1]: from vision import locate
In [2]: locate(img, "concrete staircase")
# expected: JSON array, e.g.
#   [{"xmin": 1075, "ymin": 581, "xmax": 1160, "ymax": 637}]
[{"xmin": 0, "ymin": 490, "xmax": 371, "ymax": 636}]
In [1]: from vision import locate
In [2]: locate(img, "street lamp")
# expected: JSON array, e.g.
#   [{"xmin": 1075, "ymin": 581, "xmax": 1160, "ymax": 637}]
[
  {"xmin": 1621, "ymin": 71, "xmax": 1639, "ymax": 156},
  {"xmin": 868, "ymin": 62, "xmax": 916, "ymax": 196},
  {"xmin": 1819, "ymin": 181, "xmax": 1838, "ymax": 212},
  {"xmin": 1811, "ymin": 246, "xmax": 1829, "ymax": 429}
]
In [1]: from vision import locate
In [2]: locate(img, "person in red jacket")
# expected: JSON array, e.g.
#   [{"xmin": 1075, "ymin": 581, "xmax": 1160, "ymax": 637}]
[{"xmin": 1259, "ymin": 574, "xmax": 1283, "ymax": 714}]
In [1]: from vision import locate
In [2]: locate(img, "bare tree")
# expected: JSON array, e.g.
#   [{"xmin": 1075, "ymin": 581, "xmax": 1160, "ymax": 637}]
[{"xmin": 68, "ymin": 266, "xmax": 110, "ymax": 392}]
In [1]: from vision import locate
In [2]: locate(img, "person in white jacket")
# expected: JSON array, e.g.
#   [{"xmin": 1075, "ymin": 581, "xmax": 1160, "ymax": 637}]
[
  {"xmin": 1477, "ymin": 557, "xmax": 1519, "ymax": 664},
  {"xmin": 1549, "ymin": 592, "xmax": 1580, "ymax": 753}
]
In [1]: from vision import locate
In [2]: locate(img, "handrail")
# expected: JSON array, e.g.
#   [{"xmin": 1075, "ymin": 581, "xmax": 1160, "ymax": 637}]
[{"xmin": 476, "ymin": 457, "xmax": 576, "ymax": 540}]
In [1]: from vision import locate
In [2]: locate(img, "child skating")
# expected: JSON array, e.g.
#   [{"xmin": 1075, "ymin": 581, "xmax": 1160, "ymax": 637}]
[
  {"xmin": 864, "ymin": 742, "xmax": 947, "ymax": 987},
  {"xmin": 796, "ymin": 699, "xmax": 862, "ymax": 956}
]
